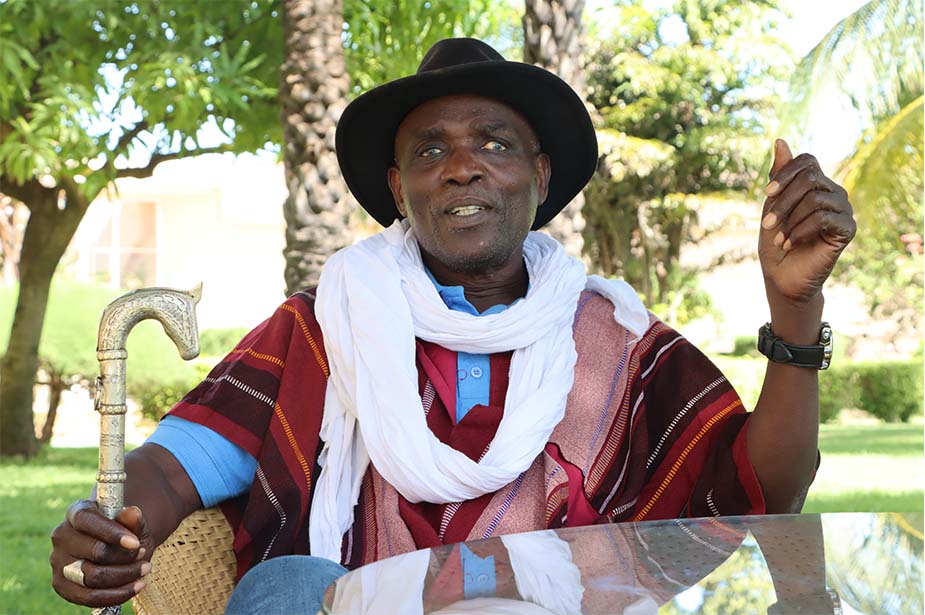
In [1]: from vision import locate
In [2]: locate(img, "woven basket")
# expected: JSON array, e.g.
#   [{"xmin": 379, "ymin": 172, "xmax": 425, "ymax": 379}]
[{"xmin": 132, "ymin": 507, "xmax": 236, "ymax": 615}]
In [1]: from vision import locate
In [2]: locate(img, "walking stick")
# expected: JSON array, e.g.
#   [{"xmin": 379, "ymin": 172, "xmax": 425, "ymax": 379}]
[{"xmin": 91, "ymin": 285, "xmax": 202, "ymax": 615}]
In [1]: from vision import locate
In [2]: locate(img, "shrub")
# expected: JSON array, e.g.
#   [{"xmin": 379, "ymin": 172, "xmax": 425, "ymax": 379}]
[
  {"xmin": 820, "ymin": 360, "xmax": 922, "ymax": 423},
  {"xmin": 715, "ymin": 353, "xmax": 923, "ymax": 424},
  {"xmin": 854, "ymin": 360, "xmax": 924, "ymax": 422},
  {"xmin": 731, "ymin": 335, "xmax": 760, "ymax": 358},
  {"xmin": 1, "ymin": 281, "xmax": 206, "ymax": 420},
  {"xmin": 132, "ymin": 361, "xmax": 213, "ymax": 421},
  {"xmin": 199, "ymin": 327, "xmax": 250, "ymax": 358},
  {"xmin": 711, "ymin": 356, "xmax": 764, "ymax": 411},
  {"xmin": 818, "ymin": 366, "xmax": 860, "ymax": 423}
]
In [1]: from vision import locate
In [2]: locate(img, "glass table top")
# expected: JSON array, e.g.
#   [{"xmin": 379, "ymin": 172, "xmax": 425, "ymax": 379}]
[{"xmin": 321, "ymin": 512, "xmax": 923, "ymax": 614}]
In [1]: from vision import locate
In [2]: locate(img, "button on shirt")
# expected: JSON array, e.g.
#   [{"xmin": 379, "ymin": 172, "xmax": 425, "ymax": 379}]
[{"xmin": 424, "ymin": 268, "xmax": 514, "ymax": 422}]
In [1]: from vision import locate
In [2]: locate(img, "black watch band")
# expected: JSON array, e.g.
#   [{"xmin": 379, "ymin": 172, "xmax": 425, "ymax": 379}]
[{"xmin": 757, "ymin": 322, "xmax": 833, "ymax": 370}]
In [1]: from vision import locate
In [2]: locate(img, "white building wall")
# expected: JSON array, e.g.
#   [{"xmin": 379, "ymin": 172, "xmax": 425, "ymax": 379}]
[{"xmin": 72, "ymin": 153, "xmax": 289, "ymax": 331}]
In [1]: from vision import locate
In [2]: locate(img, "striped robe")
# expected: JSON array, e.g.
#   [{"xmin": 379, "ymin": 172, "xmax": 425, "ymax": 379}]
[{"xmin": 169, "ymin": 289, "xmax": 764, "ymax": 579}]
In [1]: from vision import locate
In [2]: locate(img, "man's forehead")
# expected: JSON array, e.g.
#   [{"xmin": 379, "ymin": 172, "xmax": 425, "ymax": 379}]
[{"xmin": 395, "ymin": 94, "xmax": 539, "ymax": 146}]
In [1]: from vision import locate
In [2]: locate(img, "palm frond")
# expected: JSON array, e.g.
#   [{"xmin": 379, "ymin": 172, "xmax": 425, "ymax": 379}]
[
  {"xmin": 783, "ymin": 0, "xmax": 923, "ymax": 131},
  {"xmin": 837, "ymin": 94, "xmax": 924, "ymax": 224}
]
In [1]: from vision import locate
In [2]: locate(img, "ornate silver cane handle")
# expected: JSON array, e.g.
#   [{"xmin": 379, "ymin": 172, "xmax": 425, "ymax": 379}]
[{"xmin": 91, "ymin": 285, "xmax": 202, "ymax": 615}]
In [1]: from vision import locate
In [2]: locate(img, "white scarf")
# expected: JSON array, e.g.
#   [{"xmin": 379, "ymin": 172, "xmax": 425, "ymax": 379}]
[{"xmin": 310, "ymin": 221, "xmax": 648, "ymax": 560}]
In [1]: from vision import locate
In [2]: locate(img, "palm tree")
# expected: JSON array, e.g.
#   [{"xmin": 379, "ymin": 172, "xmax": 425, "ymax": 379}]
[
  {"xmin": 785, "ymin": 0, "xmax": 923, "ymax": 208},
  {"xmin": 522, "ymin": 0, "xmax": 589, "ymax": 258},
  {"xmin": 280, "ymin": 0, "xmax": 354, "ymax": 294},
  {"xmin": 783, "ymin": 0, "xmax": 923, "ymax": 338}
]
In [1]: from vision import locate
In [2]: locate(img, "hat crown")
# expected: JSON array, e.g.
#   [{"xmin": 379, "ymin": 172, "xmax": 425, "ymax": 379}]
[{"xmin": 417, "ymin": 38, "xmax": 505, "ymax": 74}]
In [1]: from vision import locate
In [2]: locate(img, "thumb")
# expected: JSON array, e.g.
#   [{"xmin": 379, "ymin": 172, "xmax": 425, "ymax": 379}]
[
  {"xmin": 769, "ymin": 138, "xmax": 793, "ymax": 178},
  {"xmin": 115, "ymin": 506, "xmax": 151, "ymax": 552}
]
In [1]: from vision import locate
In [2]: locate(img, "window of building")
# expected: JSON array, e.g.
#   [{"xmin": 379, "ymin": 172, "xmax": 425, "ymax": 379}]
[{"xmin": 90, "ymin": 200, "xmax": 157, "ymax": 288}]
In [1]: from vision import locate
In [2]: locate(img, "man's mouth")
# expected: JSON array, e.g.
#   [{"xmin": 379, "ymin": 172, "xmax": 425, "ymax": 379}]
[{"xmin": 448, "ymin": 205, "xmax": 488, "ymax": 217}]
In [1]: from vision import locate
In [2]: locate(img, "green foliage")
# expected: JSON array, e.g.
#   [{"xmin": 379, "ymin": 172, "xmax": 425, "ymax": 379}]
[
  {"xmin": 713, "ymin": 353, "xmax": 923, "ymax": 423},
  {"xmin": 199, "ymin": 327, "xmax": 250, "ymax": 358},
  {"xmin": 782, "ymin": 0, "xmax": 924, "ymax": 336},
  {"xmin": 783, "ymin": 0, "xmax": 923, "ymax": 137},
  {"xmin": 833, "ymin": 97, "xmax": 924, "ymax": 335},
  {"xmin": 129, "ymin": 326, "xmax": 253, "ymax": 420},
  {"xmin": 343, "ymin": 0, "xmax": 521, "ymax": 93},
  {"xmin": 0, "ymin": 0, "xmax": 522, "ymax": 189},
  {"xmin": 0, "ymin": 281, "xmax": 201, "ymax": 407},
  {"xmin": 711, "ymin": 355, "xmax": 764, "ymax": 410},
  {"xmin": 818, "ymin": 366, "xmax": 860, "ymax": 423},
  {"xmin": 0, "ymin": 0, "xmax": 282, "ymax": 193},
  {"xmin": 0, "ymin": 283, "xmax": 253, "ymax": 420},
  {"xmin": 582, "ymin": 0, "xmax": 789, "ymax": 324},
  {"xmin": 813, "ymin": 422, "xmax": 924, "ymax": 458},
  {"xmin": 731, "ymin": 335, "xmax": 760, "ymax": 358},
  {"xmin": 133, "ymin": 361, "xmax": 211, "ymax": 421},
  {"xmin": 647, "ymin": 265, "xmax": 716, "ymax": 326},
  {"xmin": 125, "ymin": 326, "xmax": 254, "ymax": 420},
  {"xmin": 854, "ymin": 361, "xmax": 924, "ymax": 422},
  {"xmin": 819, "ymin": 360, "xmax": 924, "ymax": 423}
]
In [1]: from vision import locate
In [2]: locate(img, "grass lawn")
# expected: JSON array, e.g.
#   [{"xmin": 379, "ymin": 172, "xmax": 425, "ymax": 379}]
[
  {"xmin": 1, "ymin": 422, "xmax": 922, "ymax": 614},
  {"xmin": 0, "ymin": 448, "xmax": 135, "ymax": 615},
  {"xmin": 803, "ymin": 421, "xmax": 924, "ymax": 513}
]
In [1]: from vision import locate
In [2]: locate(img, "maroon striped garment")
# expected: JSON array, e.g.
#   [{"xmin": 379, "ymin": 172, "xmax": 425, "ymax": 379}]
[{"xmin": 169, "ymin": 289, "xmax": 764, "ymax": 579}]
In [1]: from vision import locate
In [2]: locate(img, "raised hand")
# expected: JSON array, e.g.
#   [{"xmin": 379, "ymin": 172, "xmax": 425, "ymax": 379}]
[
  {"xmin": 50, "ymin": 500, "xmax": 152, "ymax": 607},
  {"xmin": 758, "ymin": 139, "xmax": 856, "ymax": 307}
]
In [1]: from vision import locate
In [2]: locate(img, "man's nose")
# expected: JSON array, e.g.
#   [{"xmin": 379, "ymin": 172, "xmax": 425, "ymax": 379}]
[{"xmin": 440, "ymin": 147, "xmax": 483, "ymax": 185}]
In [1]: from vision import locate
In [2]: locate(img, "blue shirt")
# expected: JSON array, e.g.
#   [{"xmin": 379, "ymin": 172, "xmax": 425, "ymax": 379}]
[
  {"xmin": 148, "ymin": 273, "xmax": 514, "ymax": 507},
  {"xmin": 424, "ymin": 268, "xmax": 513, "ymax": 421}
]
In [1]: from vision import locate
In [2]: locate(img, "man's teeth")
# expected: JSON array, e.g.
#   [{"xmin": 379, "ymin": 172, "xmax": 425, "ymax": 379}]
[{"xmin": 449, "ymin": 205, "xmax": 486, "ymax": 216}]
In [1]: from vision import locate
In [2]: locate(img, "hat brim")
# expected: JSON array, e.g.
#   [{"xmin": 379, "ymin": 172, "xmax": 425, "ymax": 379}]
[{"xmin": 335, "ymin": 61, "xmax": 598, "ymax": 230}]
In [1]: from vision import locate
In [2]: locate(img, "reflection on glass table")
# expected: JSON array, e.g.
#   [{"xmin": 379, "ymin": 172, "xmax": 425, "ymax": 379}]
[{"xmin": 321, "ymin": 512, "xmax": 923, "ymax": 615}]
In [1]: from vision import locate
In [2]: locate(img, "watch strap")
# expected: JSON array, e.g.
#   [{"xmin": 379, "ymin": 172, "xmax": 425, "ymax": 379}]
[{"xmin": 758, "ymin": 323, "xmax": 832, "ymax": 370}]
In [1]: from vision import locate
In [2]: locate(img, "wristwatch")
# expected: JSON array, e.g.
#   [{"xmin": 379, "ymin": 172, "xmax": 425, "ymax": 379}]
[{"xmin": 757, "ymin": 322, "xmax": 833, "ymax": 370}]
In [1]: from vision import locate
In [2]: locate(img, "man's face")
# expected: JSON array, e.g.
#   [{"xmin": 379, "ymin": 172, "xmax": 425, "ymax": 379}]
[{"xmin": 388, "ymin": 94, "xmax": 551, "ymax": 275}]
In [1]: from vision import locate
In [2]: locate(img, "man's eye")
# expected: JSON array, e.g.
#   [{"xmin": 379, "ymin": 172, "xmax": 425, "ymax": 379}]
[
  {"xmin": 420, "ymin": 146, "xmax": 443, "ymax": 158},
  {"xmin": 483, "ymin": 140, "xmax": 508, "ymax": 152}
]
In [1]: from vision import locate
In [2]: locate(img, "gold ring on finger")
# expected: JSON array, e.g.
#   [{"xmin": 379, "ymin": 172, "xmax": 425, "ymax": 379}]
[{"xmin": 62, "ymin": 559, "xmax": 86, "ymax": 587}]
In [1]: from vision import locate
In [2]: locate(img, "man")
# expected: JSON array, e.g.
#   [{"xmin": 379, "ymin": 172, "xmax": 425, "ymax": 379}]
[{"xmin": 51, "ymin": 38, "xmax": 855, "ymax": 611}]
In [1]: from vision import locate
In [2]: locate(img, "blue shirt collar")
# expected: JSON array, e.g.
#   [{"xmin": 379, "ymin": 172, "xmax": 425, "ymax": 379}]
[{"xmin": 423, "ymin": 267, "xmax": 517, "ymax": 316}]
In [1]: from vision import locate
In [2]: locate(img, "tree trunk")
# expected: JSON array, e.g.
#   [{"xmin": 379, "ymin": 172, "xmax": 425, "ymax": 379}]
[
  {"xmin": 280, "ymin": 0, "xmax": 354, "ymax": 294},
  {"xmin": 523, "ymin": 0, "xmax": 589, "ymax": 258},
  {"xmin": 0, "ymin": 182, "xmax": 88, "ymax": 457},
  {"xmin": 39, "ymin": 368, "xmax": 64, "ymax": 444}
]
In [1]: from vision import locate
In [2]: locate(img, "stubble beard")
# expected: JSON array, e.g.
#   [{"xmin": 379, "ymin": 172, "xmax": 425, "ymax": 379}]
[{"xmin": 431, "ymin": 242, "xmax": 517, "ymax": 275}]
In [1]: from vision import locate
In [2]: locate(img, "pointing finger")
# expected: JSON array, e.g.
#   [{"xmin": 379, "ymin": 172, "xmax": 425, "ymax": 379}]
[
  {"xmin": 768, "ymin": 138, "xmax": 794, "ymax": 179},
  {"xmin": 765, "ymin": 151, "xmax": 823, "ymax": 199}
]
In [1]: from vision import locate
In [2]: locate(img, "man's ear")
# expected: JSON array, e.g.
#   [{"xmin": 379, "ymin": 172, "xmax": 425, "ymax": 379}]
[
  {"xmin": 535, "ymin": 153, "xmax": 551, "ymax": 206},
  {"xmin": 387, "ymin": 166, "xmax": 407, "ymax": 217}
]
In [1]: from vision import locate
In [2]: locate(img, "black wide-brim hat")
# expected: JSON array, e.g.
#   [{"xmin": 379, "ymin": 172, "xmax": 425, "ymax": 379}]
[{"xmin": 335, "ymin": 38, "xmax": 598, "ymax": 230}]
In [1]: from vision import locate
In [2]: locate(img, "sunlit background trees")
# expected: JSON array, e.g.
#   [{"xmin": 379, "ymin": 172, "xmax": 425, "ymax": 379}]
[
  {"xmin": 0, "ymin": 1, "xmax": 921, "ymax": 612},
  {"xmin": 0, "ymin": 0, "xmax": 921, "ymax": 480}
]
